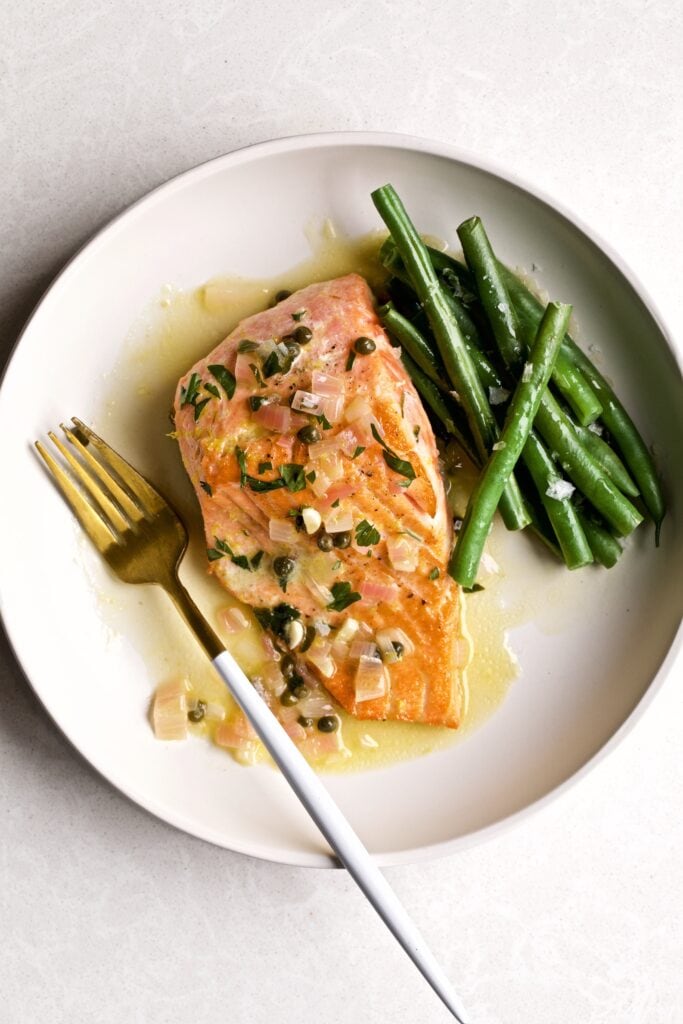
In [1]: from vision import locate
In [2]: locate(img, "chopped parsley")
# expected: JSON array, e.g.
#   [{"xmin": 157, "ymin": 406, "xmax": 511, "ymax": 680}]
[
  {"xmin": 208, "ymin": 364, "xmax": 236, "ymax": 400},
  {"xmin": 370, "ymin": 424, "xmax": 416, "ymax": 483},
  {"xmin": 250, "ymin": 550, "xmax": 265, "ymax": 570},
  {"xmin": 246, "ymin": 476, "xmax": 286, "ymax": 493},
  {"xmin": 193, "ymin": 397, "xmax": 211, "ymax": 421},
  {"xmin": 327, "ymin": 581, "xmax": 361, "ymax": 612},
  {"xmin": 262, "ymin": 351, "xmax": 282, "ymax": 379},
  {"xmin": 249, "ymin": 363, "xmax": 266, "ymax": 387},
  {"xmin": 204, "ymin": 382, "xmax": 221, "ymax": 399},
  {"xmin": 200, "ymin": 480, "xmax": 213, "ymax": 496},
  {"xmin": 428, "ymin": 567, "xmax": 440, "ymax": 580},
  {"xmin": 207, "ymin": 536, "xmax": 252, "ymax": 571},
  {"xmin": 352, "ymin": 445, "xmax": 365, "ymax": 459},
  {"xmin": 292, "ymin": 309, "xmax": 307, "ymax": 322},
  {"xmin": 463, "ymin": 583, "xmax": 485, "ymax": 593},
  {"xmin": 345, "ymin": 350, "xmax": 356, "ymax": 372},
  {"xmin": 331, "ymin": 498, "xmax": 340, "ymax": 508},
  {"xmin": 235, "ymin": 446, "xmax": 247, "ymax": 486},
  {"xmin": 306, "ymin": 470, "xmax": 317, "ymax": 483},
  {"xmin": 179, "ymin": 372, "xmax": 201, "ymax": 408},
  {"xmin": 258, "ymin": 460, "xmax": 273, "ymax": 474},
  {"xmin": 237, "ymin": 339, "xmax": 258, "ymax": 353},
  {"xmin": 316, "ymin": 412, "xmax": 333, "ymax": 431},
  {"xmin": 279, "ymin": 463, "xmax": 307, "ymax": 493},
  {"xmin": 254, "ymin": 602, "xmax": 301, "ymax": 638},
  {"xmin": 355, "ymin": 520, "xmax": 381, "ymax": 547}
]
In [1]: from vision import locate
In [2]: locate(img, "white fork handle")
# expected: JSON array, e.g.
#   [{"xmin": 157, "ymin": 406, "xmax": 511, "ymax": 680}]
[{"xmin": 213, "ymin": 649, "xmax": 471, "ymax": 1023}]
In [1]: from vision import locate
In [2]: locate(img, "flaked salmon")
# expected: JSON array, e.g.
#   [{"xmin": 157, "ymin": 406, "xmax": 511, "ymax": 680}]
[{"xmin": 174, "ymin": 274, "xmax": 467, "ymax": 728}]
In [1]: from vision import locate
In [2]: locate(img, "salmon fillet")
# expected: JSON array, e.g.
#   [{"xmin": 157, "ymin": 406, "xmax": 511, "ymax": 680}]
[{"xmin": 174, "ymin": 274, "xmax": 467, "ymax": 728}]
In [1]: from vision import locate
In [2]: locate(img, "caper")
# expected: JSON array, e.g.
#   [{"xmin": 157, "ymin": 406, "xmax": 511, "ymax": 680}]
[
  {"xmin": 300, "ymin": 625, "xmax": 317, "ymax": 652},
  {"xmin": 280, "ymin": 655, "xmax": 296, "ymax": 680},
  {"xmin": 287, "ymin": 671, "xmax": 305, "ymax": 692},
  {"xmin": 392, "ymin": 641, "xmax": 405, "ymax": 659},
  {"xmin": 293, "ymin": 325, "xmax": 313, "ymax": 345},
  {"xmin": 353, "ymin": 336, "xmax": 376, "ymax": 355},
  {"xmin": 317, "ymin": 715, "xmax": 339, "ymax": 733},
  {"xmin": 298, "ymin": 424, "xmax": 322, "ymax": 445},
  {"xmin": 317, "ymin": 532, "xmax": 334, "ymax": 552},
  {"xmin": 275, "ymin": 289, "xmax": 291, "ymax": 303},
  {"xmin": 280, "ymin": 690, "xmax": 299, "ymax": 707},
  {"xmin": 283, "ymin": 340, "xmax": 301, "ymax": 360},
  {"xmin": 292, "ymin": 683, "xmax": 309, "ymax": 700},
  {"xmin": 333, "ymin": 530, "xmax": 352, "ymax": 549},
  {"xmin": 273, "ymin": 555, "xmax": 296, "ymax": 578},
  {"xmin": 188, "ymin": 700, "xmax": 206, "ymax": 723},
  {"xmin": 297, "ymin": 715, "xmax": 313, "ymax": 728}
]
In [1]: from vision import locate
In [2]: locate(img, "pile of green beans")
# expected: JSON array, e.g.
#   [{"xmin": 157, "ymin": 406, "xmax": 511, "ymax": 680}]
[{"xmin": 371, "ymin": 185, "xmax": 665, "ymax": 586}]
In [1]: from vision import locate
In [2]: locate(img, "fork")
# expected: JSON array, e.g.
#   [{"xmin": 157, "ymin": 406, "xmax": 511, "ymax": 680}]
[{"xmin": 36, "ymin": 418, "xmax": 471, "ymax": 1024}]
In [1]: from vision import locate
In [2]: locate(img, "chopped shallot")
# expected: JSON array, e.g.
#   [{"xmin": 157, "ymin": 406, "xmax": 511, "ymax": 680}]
[
  {"xmin": 269, "ymin": 518, "xmax": 299, "ymax": 544},
  {"xmin": 386, "ymin": 533, "xmax": 420, "ymax": 573},
  {"xmin": 354, "ymin": 655, "xmax": 387, "ymax": 703},
  {"xmin": 253, "ymin": 404, "xmax": 292, "ymax": 433},
  {"xmin": 376, "ymin": 626, "xmax": 415, "ymax": 656},
  {"xmin": 304, "ymin": 637, "xmax": 335, "ymax": 678},
  {"xmin": 323, "ymin": 506, "xmax": 353, "ymax": 534},
  {"xmin": 234, "ymin": 352, "xmax": 257, "ymax": 387},
  {"xmin": 215, "ymin": 712, "xmax": 257, "ymax": 749},
  {"xmin": 152, "ymin": 678, "xmax": 189, "ymax": 741},
  {"xmin": 321, "ymin": 394, "xmax": 344, "ymax": 424},
  {"xmin": 349, "ymin": 639, "xmax": 379, "ymax": 661},
  {"xmin": 312, "ymin": 370, "xmax": 345, "ymax": 397},
  {"xmin": 219, "ymin": 606, "xmax": 250, "ymax": 633},
  {"xmin": 335, "ymin": 617, "xmax": 360, "ymax": 644},
  {"xmin": 359, "ymin": 579, "xmax": 400, "ymax": 604},
  {"xmin": 344, "ymin": 395, "xmax": 372, "ymax": 422},
  {"xmin": 291, "ymin": 389, "xmax": 326, "ymax": 415}
]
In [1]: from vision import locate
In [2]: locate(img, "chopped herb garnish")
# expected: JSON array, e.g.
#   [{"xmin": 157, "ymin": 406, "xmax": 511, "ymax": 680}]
[
  {"xmin": 414, "ymin": 425, "xmax": 421, "ymax": 439},
  {"xmin": 306, "ymin": 470, "xmax": 317, "ymax": 483},
  {"xmin": 193, "ymin": 397, "xmax": 211, "ymax": 421},
  {"xmin": 208, "ymin": 364, "xmax": 236, "ymax": 400},
  {"xmin": 279, "ymin": 463, "xmax": 307, "ymax": 493},
  {"xmin": 248, "ymin": 395, "xmax": 268, "ymax": 411},
  {"xmin": 179, "ymin": 372, "xmax": 201, "ymax": 408},
  {"xmin": 246, "ymin": 476, "xmax": 286, "ymax": 493},
  {"xmin": 331, "ymin": 498, "xmax": 340, "ymax": 508},
  {"xmin": 209, "ymin": 536, "xmax": 253, "ymax": 571},
  {"xmin": 200, "ymin": 480, "xmax": 213, "ymax": 496},
  {"xmin": 249, "ymin": 363, "xmax": 266, "ymax": 387},
  {"xmin": 401, "ymin": 528, "xmax": 424, "ymax": 541},
  {"xmin": 355, "ymin": 520, "xmax": 381, "ymax": 547},
  {"xmin": 463, "ymin": 583, "xmax": 485, "ymax": 593},
  {"xmin": 327, "ymin": 581, "xmax": 362, "ymax": 613},
  {"xmin": 237, "ymin": 339, "xmax": 258, "ymax": 353},
  {"xmin": 352, "ymin": 445, "xmax": 365, "ymax": 459},
  {"xmin": 254, "ymin": 602, "xmax": 301, "ymax": 638},
  {"xmin": 258, "ymin": 460, "xmax": 273, "ymax": 474},
  {"xmin": 370, "ymin": 424, "xmax": 416, "ymax": 483},
  {"xmin": 278, "ymin": 577, "xmax": 288, "ymax": 593},
  {"xmin": 292, "ymin": 309, "xmax": 307, "ymax": 322},
  {"xmin": 262, "ymin": 351, "xmax": 282, "ymax": 379},
  {"xmin": 235, "ymin": 446, "xmax": 247, "ymax": 486},
  {"xmin": 250, "ymin": 550, "xmax": 265, "ymax": 570},
  {"xmin": 332, "ymin": 559, "xmax": 342, "ymax": 570},
  {"xmin": 316, "ymin": 412, "xmax": 333, "ymax": 431},
  {"xmin": 204, "ymin": 382, "xmax": 220, "ymax": 399},
  {"xmin": 428, "ymin": 567, "xmax": 440, "ymax": 580},
  {"xmin": 345, "ymin": 350, "xmax": 356, "ymax": 372}
]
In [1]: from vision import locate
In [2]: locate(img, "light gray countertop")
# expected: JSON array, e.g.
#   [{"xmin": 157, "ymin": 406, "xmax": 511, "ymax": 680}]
[{"xmin": 2, "ymin": 3, "xmax": 682, "ymax": 1022}]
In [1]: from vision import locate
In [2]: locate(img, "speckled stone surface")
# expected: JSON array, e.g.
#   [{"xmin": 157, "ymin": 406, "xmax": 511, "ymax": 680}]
[{"xmin": 1, "ymin": 3, "xmax": 682, "ymax": 1022}]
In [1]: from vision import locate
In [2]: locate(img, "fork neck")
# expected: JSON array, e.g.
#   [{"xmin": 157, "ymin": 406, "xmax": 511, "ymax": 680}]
[{"xmin": 161, "ymin": 573, "xmax": 225, "ymax": 660}]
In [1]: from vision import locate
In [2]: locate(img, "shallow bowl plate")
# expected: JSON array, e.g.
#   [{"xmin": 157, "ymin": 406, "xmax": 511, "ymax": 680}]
[{"xmin": 1, "ymin": 133, "xmax": 681, "ymax": 867}]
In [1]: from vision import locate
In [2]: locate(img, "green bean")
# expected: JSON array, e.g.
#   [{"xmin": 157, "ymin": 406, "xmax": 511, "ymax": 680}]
[
  {"xmin": 522, "ymin": 432, "xmax": 593, "ymax": 569},
  {"xmin": 457, "ymin": 217, "xmax": 525, "ymax": 371},
  {"xmin": 400, "ymin": 351, "xmax": 479, "ymax": 465},
  {"xmin": 573, "ymin": 425, "xmax": 639, "ymax": 497},
  {"xmin": 534, "ymin": 390, "xmax": 643, "ymax": 536},
  {"xmin": 372, "ymin": 184, "xmax": 530, "ymax": 532},
  {"xmin": 577, "ymin": 512, "xmax": 623, "ymax": 568},
  {"xmin": 449, "ymin": 302, "xmax": 571, "ymax": 588},
  {"xmin": 380, "ymin": 303, "xmax": 447, "ymax": 391},
  {"xmin": 383, "ymin": 239, "xmax": 604, "ymax": 427},
  {"xmin": 500, "ymin": 263, "xmax": 665, "ymax": 538}
]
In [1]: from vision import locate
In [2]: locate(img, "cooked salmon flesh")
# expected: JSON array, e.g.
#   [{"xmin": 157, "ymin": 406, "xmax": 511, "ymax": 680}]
[{"xmin": 174, "ymin": 274, "xmax": 467, "ymax": 728}]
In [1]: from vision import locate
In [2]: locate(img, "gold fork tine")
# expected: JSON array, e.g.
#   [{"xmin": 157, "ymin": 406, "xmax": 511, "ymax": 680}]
[
  {"xmin": 46, "ymin": 430, "xmax": 129, "ymax": 534},
  {"xmin": 71, "ymin": 417, "xmax": 166, "ymax": 516},
  {"xmin": 61, "ymin": 423, "xmax": 146, "ymax": 524},
  {"xmin": 35, "ymin": 439, "xmax": 119, "ymax": 553}
]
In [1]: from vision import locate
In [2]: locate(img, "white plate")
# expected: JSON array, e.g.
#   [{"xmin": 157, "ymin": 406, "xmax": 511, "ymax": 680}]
[{"xmin": 1, "ymin": 133, "xmax": 681, "ymax": 868}]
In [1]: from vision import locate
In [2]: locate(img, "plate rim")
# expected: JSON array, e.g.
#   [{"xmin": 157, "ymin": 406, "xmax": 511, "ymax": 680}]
[{"xmin": 1, "ymin": 129, "xmax": 681, "ymax": 869}]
